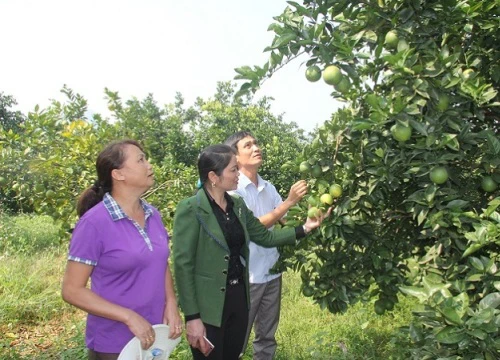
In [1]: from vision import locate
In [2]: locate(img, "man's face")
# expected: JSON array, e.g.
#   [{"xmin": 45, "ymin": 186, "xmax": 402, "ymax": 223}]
[{"xmin": 235, "ymin": 136, "xmax": 263, "ymax": 169}]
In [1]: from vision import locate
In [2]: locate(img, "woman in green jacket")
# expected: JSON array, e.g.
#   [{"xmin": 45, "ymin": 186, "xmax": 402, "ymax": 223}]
[{"xmin": 173, "ymin": 144, "xmax": 329, "ymax": 359}]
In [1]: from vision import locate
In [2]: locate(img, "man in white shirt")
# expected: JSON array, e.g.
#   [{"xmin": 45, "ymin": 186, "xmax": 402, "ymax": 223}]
[{"xmin": 225, "ymin": 131, "xmax": 307, "ymax": 359}]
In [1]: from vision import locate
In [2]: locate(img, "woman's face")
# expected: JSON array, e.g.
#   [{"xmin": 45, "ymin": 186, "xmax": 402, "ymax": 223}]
[
  {"xmin": 116, "ymin": 144, "xmax": 154, "ymax": 191},
  {"xmin": 215, "ymin": 155, "xmax": 239, "ymax": 191}
]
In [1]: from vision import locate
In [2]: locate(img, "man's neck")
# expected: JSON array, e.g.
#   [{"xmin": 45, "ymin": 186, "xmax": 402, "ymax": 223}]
[{"xmin": 239, "ymin": 166, "xmax": 259, "ymax": 186}]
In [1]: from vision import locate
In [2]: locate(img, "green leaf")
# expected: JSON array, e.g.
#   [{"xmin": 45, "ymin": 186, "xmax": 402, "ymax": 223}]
[
  {"xmin": 440, "ymin": 305, "xmax": 463, "ymax": 325},
  {"xmin": 270, "ymin": 32, "xmax": 297, "ymax": 49},
  {"xmin": 479, "ymin": 292, "xmax": 500, "ymax": 310},
  {"xmin": 466, "ymin": 273, "xmax": 483, "ymax": 282},
  {"xmin": 468, "ymin": 328, "xmax": 487, "ymax": 340},
  {"xmin": 485, "ymin": 198, "xmax": 500, "ymax": 216},
  {"xmin": 435, "ymin": 326, "xmax": 466, "ymax": 344},
  {"xmin": 267, "ymin": 23, "xmax": 281, "ymax": 33},
  {"xmin": 486, "ymin": 131, "xmax": 500, "ymax": 155},
  {"xmin": 375, "ymin": 148, "xmax": 384, "ymax": 158},
  {"xmin": 286, "ymin": 1, "xmax": 312, "ymax": 17},
  {"xmin": 470, "ymin": 257, "xmax": 485, "ymax": 271},
  {"xmin": 462, "ymin": 243, "xmax": 485, "ymax": 258},
  {"xmin": 409, "ymin": 119, "xmax": 428, "ymax": 136},
  {"xmin": 442, "ymin": 133, "xmax": 460, "ymax": 151},
  {"xmin": 409, "ymin": 322, "xmax": 424, "ymax": 343},
  {"xmin": 445, "ymin": 200, "xmax": 469, "ymax": 210},
  {"xmin": 399, "ymin": 286, "xmax": 428, "ymax": 301}
]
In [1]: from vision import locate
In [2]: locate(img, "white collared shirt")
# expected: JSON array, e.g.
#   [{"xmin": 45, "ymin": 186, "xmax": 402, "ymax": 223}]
[{"xmin": 231, "ymin": 172, "xmax": 283, "ymax": 284}]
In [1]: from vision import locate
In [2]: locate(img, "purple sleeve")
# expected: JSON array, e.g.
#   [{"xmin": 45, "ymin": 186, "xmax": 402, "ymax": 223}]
[{"xmin": 68, "ymin": 217, "xmax": 102, "ymax": 266}]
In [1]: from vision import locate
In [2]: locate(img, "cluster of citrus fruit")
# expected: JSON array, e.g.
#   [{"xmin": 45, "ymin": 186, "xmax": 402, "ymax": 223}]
[
  {"xmin": 305, "ymin": 64, "xmax": 350, "ymax": 93},
  {"xmin": 306, "ymin": 183, "xmax": 343, "ymax": 219},
  {"xmin": 299, "ymin": 160, "xmax": 343, "ymax": 218}
]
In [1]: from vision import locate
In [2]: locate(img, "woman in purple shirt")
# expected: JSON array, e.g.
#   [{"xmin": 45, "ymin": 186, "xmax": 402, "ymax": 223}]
[{"xmin": 62, "ymin": 140, "xmax": 183, "ymax": 360}]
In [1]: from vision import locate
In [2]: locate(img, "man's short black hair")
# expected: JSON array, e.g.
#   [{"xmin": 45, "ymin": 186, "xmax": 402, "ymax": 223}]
[{"xmin": 224, "ymin": 131, "xmax": 255, "ymax": 153}]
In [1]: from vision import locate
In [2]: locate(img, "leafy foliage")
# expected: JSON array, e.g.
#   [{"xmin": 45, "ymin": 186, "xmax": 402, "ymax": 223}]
[
  {"xmin": 0, "ymin": 92, "xmax": 25, "ymax": 133},
  {"xmin": 0, "ymin": 83, "xmax": 305, "ymax": 235},
  {"xmin": 235, "ymin": 0, "xmax": 500, "ymax": 357}
]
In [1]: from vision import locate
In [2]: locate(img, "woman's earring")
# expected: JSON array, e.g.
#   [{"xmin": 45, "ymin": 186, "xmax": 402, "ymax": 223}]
[{"xmin": 211, "ymin": 182, "xmax": 216, "ymax": 188}]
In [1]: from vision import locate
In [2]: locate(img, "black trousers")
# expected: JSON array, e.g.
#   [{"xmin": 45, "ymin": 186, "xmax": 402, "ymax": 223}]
[
  {"xmin": 191, "ymin": 282, "xmax": 248, "ymax": 360},
  {"xmin": 88, "ymin": 349, "xmax": 118, "ymax": 360}
]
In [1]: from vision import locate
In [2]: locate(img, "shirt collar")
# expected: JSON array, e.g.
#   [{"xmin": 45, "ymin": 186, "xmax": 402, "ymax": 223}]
[
  {"xmin": 238, "ymin": 171, "xmax": 266, "ymax": 192},
  {"xmin": 103, "ymin": 192, "xmax": 153, "ymax": 221},
  {"xmin": 203, "ymin": 187, "xmax": 234, "ymax": 211}
]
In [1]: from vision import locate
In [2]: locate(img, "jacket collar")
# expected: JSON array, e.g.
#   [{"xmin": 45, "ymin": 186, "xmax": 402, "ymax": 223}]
[
  {"xmin": 195, "ymin": 188, "xmax": 213, "ymax": 214},
  {"xmin": 194, "ymin": 188, "xmax": 246, "ymax": 239}
]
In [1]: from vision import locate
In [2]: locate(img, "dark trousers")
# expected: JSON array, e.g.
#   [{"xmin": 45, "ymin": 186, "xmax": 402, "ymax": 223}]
[
  {"xmin": 191, "ymin": 282, "xmax": 248, "ymax": 360},
  {"xmin": 88, "ymin": 349, "xmax": 118, "ymax": 360}
]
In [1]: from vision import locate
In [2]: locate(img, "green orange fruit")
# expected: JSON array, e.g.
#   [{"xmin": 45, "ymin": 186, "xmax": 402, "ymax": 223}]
[
  {"xmin": 299, "ymin": 161, "xmax": 310, "ymax": 173},
  {"xmin": 374, "ymin": 300, "xmax": 386, "ymax": 315},
  {"xmin": 385, "ymin": 30, "xmax": 399, "ymax": 48},
  {"xmin": 437, "ymin": 94, "xmax": 450, "ymax": 112},
  {"xmin": 329, "ymin": 184, "xmax": 343, "ymax": 198},
  {"xmin": 302, "ymin": 286, "xmax": 314, "ymax": 297},
  {"xmin": 481, "ymin": 176, "xmax": 497, "ymax": 192},
  {"xmin": 305, "ymin": 65, "xmax": 322, "ymax": 82},
  {"xmin": 391, "ymin": 124, "xmax": 412, "ymax": 142},
  {"xmin": 334, "ymin": 77, "xmax": 350, "ymax": 93},
  {"xmin": 311, "ymin": 165, "xmax": 322, "ymax": 178},
  {"xmin": 307, "ymin": 195, "xmax": 319, "ymax": 207},
  {"xmin": 46, "ymin": 189, "xmax": 56, "ymax": 200},
  {"xmin": 430, "ymin": 167, "xmax": 448, "ymax": 185},
  {"xmin": 323, "ymin": 65, "xmax": 343, "ymax": 86},
  {"xmin": 308, "ymin": 207, "xmax": 320, "ymax": 219},
  {"xmin": 320, "ymin": 193, "xmax": 334, "ymax": 205}
]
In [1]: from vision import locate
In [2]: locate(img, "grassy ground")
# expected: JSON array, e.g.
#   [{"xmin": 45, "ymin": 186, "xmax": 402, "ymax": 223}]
[{"xmin": 0, "ymin": 214, "xmax": 415, "ymax": 359}]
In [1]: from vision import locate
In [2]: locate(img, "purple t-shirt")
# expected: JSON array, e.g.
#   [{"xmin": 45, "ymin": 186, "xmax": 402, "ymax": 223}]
[{"xmin": 68, "ymin": 196, "xmax": 169, "ymax": 353}]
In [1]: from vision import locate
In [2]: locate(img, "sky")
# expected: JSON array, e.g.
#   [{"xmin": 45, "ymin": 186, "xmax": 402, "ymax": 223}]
[{"xmin": 0, "ymin": 0, "xmax": 341, "ymax": 134}]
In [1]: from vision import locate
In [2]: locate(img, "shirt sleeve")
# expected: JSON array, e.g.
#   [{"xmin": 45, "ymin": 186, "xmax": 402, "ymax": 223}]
[
  {"xmin": 241, "ymin": 199, "xmax": 297, "ymax": 248},
  {"xmin": 67, "ymin": 217, "xmax": 102, "ymax": 266},
  {"xmin": 270, "ymin": 183, "xmax": 283, "ymax": 208}
]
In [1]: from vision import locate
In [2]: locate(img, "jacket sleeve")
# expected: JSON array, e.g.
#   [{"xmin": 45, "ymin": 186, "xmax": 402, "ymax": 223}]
[
  {"xmin": 240, "ymin": 198, "xmax": 297, "ymax": 247},
  {"xmin": 173, "ymin": 198, "xmax": 200, "ymax": 318}
]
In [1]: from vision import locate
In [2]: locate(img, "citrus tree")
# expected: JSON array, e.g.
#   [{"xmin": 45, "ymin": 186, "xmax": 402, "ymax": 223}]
[
  {"xmin": 186, "ymin": 81, "xmax": 307, "ymax": 193},
  {"xmin": 1, "ymin": 84, "xmax": 305, "ymax": 232},
  {"xmin": 236, "ymin": 0, "xmax": 500, "ymax": 357}
]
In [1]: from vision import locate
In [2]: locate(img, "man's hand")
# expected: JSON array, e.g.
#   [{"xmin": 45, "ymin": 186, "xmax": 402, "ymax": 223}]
[{"xmin": 286, "ymin": 180, "xmax": 308, "ymax": 205}]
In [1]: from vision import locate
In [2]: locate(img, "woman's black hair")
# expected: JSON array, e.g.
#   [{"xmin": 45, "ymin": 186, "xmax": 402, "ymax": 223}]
[
  {"xmin": 198, "ymin": 144, "xmax": 236, "ymax": 187},
  {"xmin": 76, "ymin": 139, "xmax": 144, "ymax": 217}
]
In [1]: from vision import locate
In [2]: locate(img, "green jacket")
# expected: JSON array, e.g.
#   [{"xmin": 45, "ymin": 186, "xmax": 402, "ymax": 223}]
[{"xmin": 173, "ymin": 189, "xmax": 297, "ymax": 327}]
